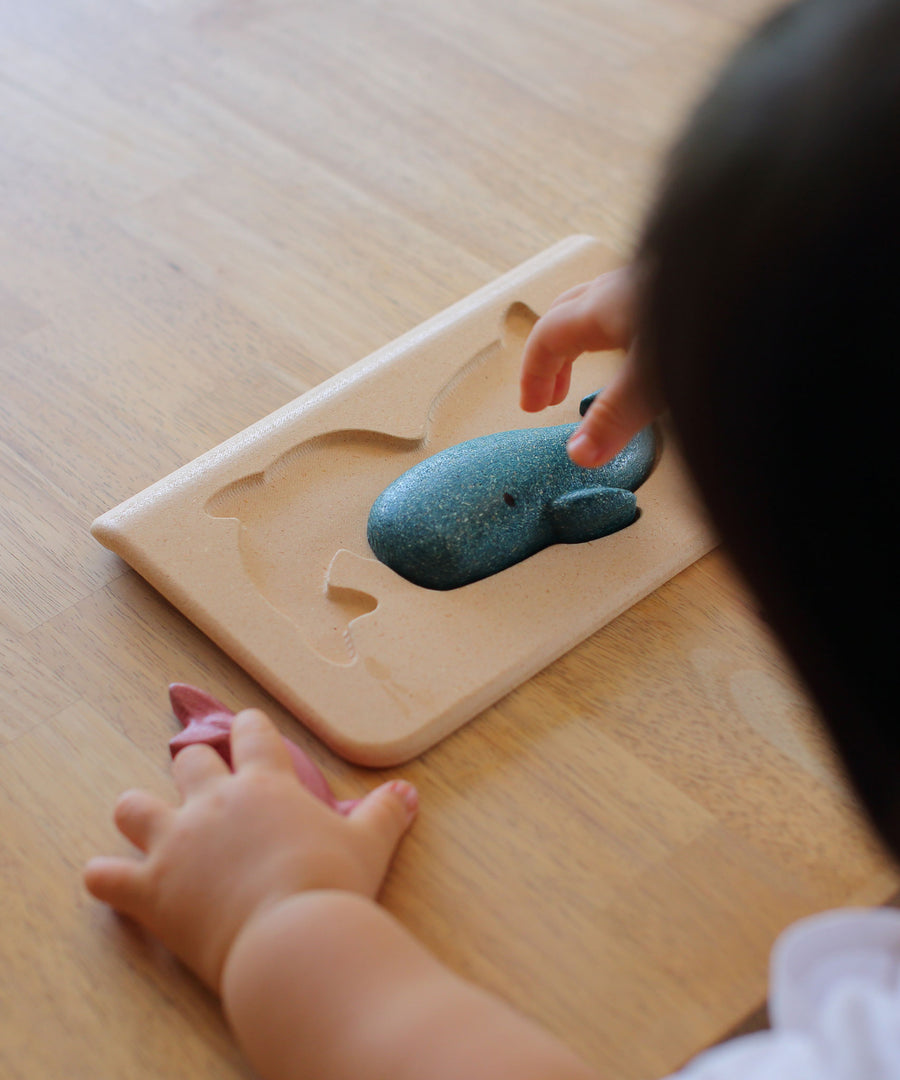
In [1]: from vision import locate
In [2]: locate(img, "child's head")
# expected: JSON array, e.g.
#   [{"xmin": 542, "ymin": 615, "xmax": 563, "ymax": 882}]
[{"xmin": 635, "ymin": 0, "xmax": 899, "ymax": 854}]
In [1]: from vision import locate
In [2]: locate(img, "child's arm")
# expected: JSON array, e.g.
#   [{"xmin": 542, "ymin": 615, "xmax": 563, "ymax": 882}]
[
  {"xmin": 84, "ymin": 709, "xmax": 597, "ymax": 1080},
  {"xmin": 520, "ymin": 266, "xmax": 659, "ymax": 467},
  {"xmin": 224, "ymin": 891, "xmax": 597, "ymax": 1080}
]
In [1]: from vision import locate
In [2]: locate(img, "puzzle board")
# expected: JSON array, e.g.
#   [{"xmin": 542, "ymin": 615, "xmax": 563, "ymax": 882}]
[{"xmin": 92, "ymin": 236, "xmax": 716, "ymax": 765}]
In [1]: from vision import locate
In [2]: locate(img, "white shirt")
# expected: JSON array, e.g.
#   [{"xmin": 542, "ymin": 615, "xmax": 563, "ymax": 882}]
[{"xmin": 671, "ymin": 908, "xmax": 900, "ymax": 1079}]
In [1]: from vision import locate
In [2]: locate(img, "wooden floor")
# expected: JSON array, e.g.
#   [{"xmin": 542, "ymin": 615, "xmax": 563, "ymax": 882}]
[{"xmin": 1, "ymin": 2, "xmax": 895, "ymax": 1078}]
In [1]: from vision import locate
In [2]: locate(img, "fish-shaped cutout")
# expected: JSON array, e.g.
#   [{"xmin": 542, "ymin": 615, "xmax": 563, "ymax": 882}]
[
  {"xmin": 168, "ymin": 683, "xmax": 358, "ymax": 815},
  {"xmin": 367, "ymin": 391, "xmax": 656, "ymax": 590}
]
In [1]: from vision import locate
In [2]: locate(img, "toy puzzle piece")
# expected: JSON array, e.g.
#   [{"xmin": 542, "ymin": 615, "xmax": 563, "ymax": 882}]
[
  {"xmin": 168, "ymin": 683, "xmax": 358, "ymax": 815},
  {"xmin": 367, "ymin": 390, "xmax": 656, "ymax": 590}
]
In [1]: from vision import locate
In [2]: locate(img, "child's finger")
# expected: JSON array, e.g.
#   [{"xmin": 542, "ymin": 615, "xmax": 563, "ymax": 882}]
[
  {"xmin": 83, "ymin": 855, "xmax": 148, "ymax": 917},
  {"xmin": 113, "ymin": 788, "xmax": 174, "ymax": 852},
  {"xmin": 550, "ymin": 364, "xmax": 573, "ymax": 407},
  {"xmin": 521, "ymin": 268, "xmax": 635, "ymax": 413},
  {"xmin": 348, "ymin": 780, "xmax": 418, "ymax": 873},
  {"xmin": 546, "ymin": 280, "xmax": 592, "ymax": 310},
  {"xmin": 566, "ymin": 355, "xmax": 659, "ymax": 468},
  {"xmin": 172, "ymin": 742, "xmax": 230, "ymax": 797},
  {"xmin": 546, "ymin": 269, "xmax": 624, "ymax": 313},
  {"xmin": 229, "ymin": 709, "xmax": 296, "ymax": 775},
  {"xmin": 519, "ymin": 305, "xmax": 581, "ymax": 412},
  {"xmin": 520, "ymin": 301, "xmax": 617, "ymax": 412}
]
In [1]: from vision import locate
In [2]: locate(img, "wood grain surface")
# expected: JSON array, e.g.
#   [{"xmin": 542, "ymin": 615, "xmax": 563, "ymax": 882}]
[{"xmin": 1, "ymin": 2, "xmax": 895, "ymax": 1078}]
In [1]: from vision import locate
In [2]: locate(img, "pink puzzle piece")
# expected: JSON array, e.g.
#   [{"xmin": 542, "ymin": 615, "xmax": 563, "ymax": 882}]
[{"xmin": 168, "ymin": 683, "xmax": 359, "ymax": 815}]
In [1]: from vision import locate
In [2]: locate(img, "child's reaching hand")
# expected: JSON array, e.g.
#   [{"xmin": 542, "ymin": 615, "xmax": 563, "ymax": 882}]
[
  {"xmin": 84, "ymin": 708, "xmax": 418, "ymax": 993},
  {"xmin": 86, "ymin": 710, "xmax": 596, "ymax": 1080},
  {"xmin": 519, "ymin": 266, "xmax": 659, "ymax": 468}
]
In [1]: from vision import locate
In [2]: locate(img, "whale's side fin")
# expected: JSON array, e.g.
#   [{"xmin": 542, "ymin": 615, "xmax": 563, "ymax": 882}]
[{"xmin": 548, "ymin": 486, "xmax": 637, "ymax": 544}]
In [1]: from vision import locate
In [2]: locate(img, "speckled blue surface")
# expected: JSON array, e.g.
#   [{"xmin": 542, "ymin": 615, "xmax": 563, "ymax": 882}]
[{"xmin": 367, "ymin": 391, "xmax": 656, "ymax": 590}]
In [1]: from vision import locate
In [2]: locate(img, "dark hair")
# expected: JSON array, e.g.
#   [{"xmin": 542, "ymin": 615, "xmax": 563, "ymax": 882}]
[{"xmin": 636, "ymin": 0, "xmax": 900, "ymax": 854}]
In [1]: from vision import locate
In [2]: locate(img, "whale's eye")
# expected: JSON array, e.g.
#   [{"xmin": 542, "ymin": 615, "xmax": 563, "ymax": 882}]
[{"xmin": 503, "ymin": 492, "xmax": 516, "ymax": 507}]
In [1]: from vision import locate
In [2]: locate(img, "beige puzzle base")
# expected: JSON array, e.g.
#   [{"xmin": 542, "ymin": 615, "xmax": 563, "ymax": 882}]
[{"xmin": 92, "ymin": 236, "xmax": 716, "ymax": 765}]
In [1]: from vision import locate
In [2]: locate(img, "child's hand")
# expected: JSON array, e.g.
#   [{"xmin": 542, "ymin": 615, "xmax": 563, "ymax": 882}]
[
  {"xmin": 519, "ymin": 267, "xmax": 659, "ymax": 467},
  {"xmin": 84, "ymin": 709, "xmax": 418, "ymax": 993}
]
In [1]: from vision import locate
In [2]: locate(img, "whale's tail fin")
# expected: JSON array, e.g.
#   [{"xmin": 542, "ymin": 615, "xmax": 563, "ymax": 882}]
[{"xmin": 579, "ymin": 389, "xmax": 601, "ymax": 416}]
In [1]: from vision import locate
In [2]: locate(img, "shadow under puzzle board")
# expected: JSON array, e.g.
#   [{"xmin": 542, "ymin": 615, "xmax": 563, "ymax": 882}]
[{"xmin": 92, "ymin": 235, "xmax": 716, "ymax": 766}]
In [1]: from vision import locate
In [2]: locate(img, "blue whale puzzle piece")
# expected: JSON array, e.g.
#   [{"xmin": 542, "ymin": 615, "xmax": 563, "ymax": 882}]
[{"xmin": 367, "ymin": 390, "xmax": 657, "ymax": 590}]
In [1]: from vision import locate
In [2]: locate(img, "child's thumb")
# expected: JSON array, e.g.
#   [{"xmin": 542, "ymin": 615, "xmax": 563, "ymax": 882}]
[{"xmin": 349, "ymin": 780, "xmax": 419, "ymax": 868}]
